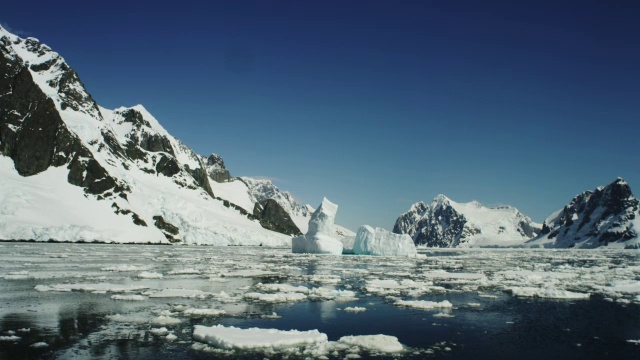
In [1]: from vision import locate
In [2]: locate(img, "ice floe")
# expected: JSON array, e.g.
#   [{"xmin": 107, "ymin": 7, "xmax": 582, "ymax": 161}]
[
  {"xmin": 338, "ymin": 335, "xmax": 404, "ymax": 352},
  {"xmin": 111, "ymin": 294, "xmax": 147, "ymax": 301},
  {"xmin": 193, "ymin": 325, "xmax": 328, "ymax": 350},
  {"xmin": 395, "ymin": 299, "xmax": 453, "ymax": 310},
  {"xmin": 183, "ymin": 308, "xmax": 226, "ymax": 316}
]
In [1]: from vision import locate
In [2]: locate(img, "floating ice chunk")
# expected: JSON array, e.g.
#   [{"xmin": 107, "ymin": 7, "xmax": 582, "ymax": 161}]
[
  {"xmin": 262, "ymin": 312, "xmax": 282, "ymax": 319},
  {"xmin": 395, "ymin": 299, "xmax": 453, "ymax": 310},
  {"xmin": 352, "ymin": 226, "xmax": 417, "ymax": 257},
  {"xmin": 193, "ymin": 325, "xmax": 328, "ymax": 350},
  {"xmin": 137, "ymin": 271, "xmax": 163, "ymax": 279},
  {"xmin": 34, "ymin": 283, "xmax": 148, "ymax": 293},
  {"xmin": 150, "ymin": 316, "xmax": 182, "ymax": 326},
  {"xmin": 0, "ymin": 335, "xmax": 20, "ymax": 341},
  {"xmin": 627, "ymin": 340, "xmax": 640, "ymax": 345},
  {"xmin": 101, "ymin": 265, "xmax": 149, "ymax": 272},
  {"xmin": 338, "ymin": 335, "xmax": 404, "ymax": 353},
  {"xmin": 220, "ymin": 269, "xmax": 278, "ymax": 277},
  {"xmin": 507, "ymin": 287, "xmax": 590, "ymax": 300},
  {"xmin": 167, "ymin": 268, "xmax": 201, "ymax": 275},
  {"xmin": 150, "ymin": 327, "xmax": 170, "ymax": 336},
  {"xmin": 30, "ymin": 342, "xmax": 49, "ymax": 348},
  {"xmin": 244, "ymin": 292, "xmax": 308, "ymax": 303},
  {"xmin": 343, "ymin": 306, "xmax": 367, "ymax": 312},
  {"xmin": 17, "ymin": 328, "xmax": 31, "ymax": 333},
  {"xmin": 309, "ymin": 287, "xmax": 357, "ymax": 301},
  {"xmin": 3, "ymin": 271, "xmax": 30, "ymax": 280},
  {"xmin": 256, "ymin": 283, "xmax": 309, "ymax": 293},
  {"xmin": 148, "ymin": 288, "xmax": 212, "ymax": 298},
  {"xmin": 420, "ymin": 271, "xmax": 486, "ymax": 280},
  {"xmin": 292, "ymin": 198, "xmax": 344, "ymax": 255},
  {"xmin": 111, "ymin": 294, "xmax": 147, "ymax": 301},
  {"xmin": 304, "ymin": 274, "xmax": 342, "ymax": 285},
  {"xmin": 165, "ymin": 333, "xmax": 178, "ymax": 341},
  {"xmin": 433, "ymin": 312, "xmax": 455, "ymax": 318},
  {"xmin": 183, "ymin": 308, "xmax": 226, "ymax": 316}
]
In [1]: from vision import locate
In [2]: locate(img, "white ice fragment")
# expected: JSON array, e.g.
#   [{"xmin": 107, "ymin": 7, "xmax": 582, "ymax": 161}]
[
  {"xmin": 352, "ymin": 226, "xmax": 417, "ymax": 257},
  {"xmin": 192, "ymin": 325, "xmax": 328, "ymax": 350},
  {"xmin": 165, "ymin": 333, "xmax": 178, "ymax": 341},
  {"xmin": 111, "ymin": 294, "xmax": 147, "ymax": 301},
  {"xmin": 292, "ymin": 198, "xmax": 343, "ymax": 255},
  {"xmin": 150, "ymin": 327, "xmax": 170, "ymax": 336},
  {"xmin": 183, "ymin": 308, "xmax": 226, "ymax": 317},
  {"xmin": 30, "ymin": 342, "xmax": 49, "ymax": 348},
  {"xmin": 137, "ymin": 271, "xmax": 163, "ymax": 279},
  {"xmin": 0, "ymin": 335, "xmax": 20, "ymax": 341},
  {"xmin": 433, "ymin": 312, "xmax": 455, "ymax": 318},
  {"xmin": 338, "ymin": 335, "xmax": 404, "ymax": 353},
  {"xmin": 34, "ymin": 283, "xmax": 148, "ymax": 293},
  {"xmin": 507, "ymin": 287, "xmax": 590, "ymax": 300},
  {"xmin": 244, "ymin": 292, "xmax": 308, "ymax": 303},
  {"xmin": 255, "ymin": 283, "xmax": 309, "ymax": 293},
  {"xmin": 343, "ymin": 307, "xmax": 367, "ymax": 312},
  {"xmin": 167, "ymin": 268, "xmax": 200, "ymax": 275},
  {"xmin": 150, "ymin": 316, "xmax": 182, "ymax": 326},
  {"xmin": 148, "ymin": 288, "xmax": 212, "ymax": 298},
  {"xmin": 395, "ymin": 299, "xmax": 453, "ymax": 310}
]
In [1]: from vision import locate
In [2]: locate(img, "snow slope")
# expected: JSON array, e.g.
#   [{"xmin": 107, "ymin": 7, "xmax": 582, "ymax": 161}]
[
  {"xmin": 393, "ymin": 195, "xmax": 541, "ymax": 248},
  {"xmin": 0, "ymin": 25, "xmax": 289, "ymax": 246}
]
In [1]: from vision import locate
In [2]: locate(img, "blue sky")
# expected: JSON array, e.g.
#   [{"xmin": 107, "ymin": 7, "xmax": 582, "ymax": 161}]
[{"xmin": 3, "ymin": 1, "xmax": 640, "ymax": 230}]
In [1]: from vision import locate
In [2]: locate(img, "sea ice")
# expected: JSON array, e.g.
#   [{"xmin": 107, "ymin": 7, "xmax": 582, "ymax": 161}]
[
  {"xmin": 292, "ymin": 198, "xmax": 344, "ymax": 255},
  {"xmin": 111, "ymin": 294, "xmax": 147, "ymax": 301},
  {"xmin": 29, "ymin": 342, "xmax": 49, "ymax": 348},
  {"xmin": 395, "ymin": 299, "xmax": 454, "ymax": 310},
  {"xmin": 34, "ymin": 283, "xmax": 148, "ymax": 293},
  {"xmin": 338, "ymin": 335, "xmax": 404, "ymax": 353},
  {"xmin": 150, "ymin": 316, "xmax": 182, "ymax": 326},
  {"xmin": 183, "ymin": 308, "xmax": 226, "ymax": 316},
  {"xmin": 343, "ymin": 306, "xmax": 367, "ymax": 312},
  {"xmin": 137, "ymin": 271, "xmax": 163, "ymax": 279},
  {"xmin": 148, "ymin": 288, "xmax": 212, "ymax": 298},
  {"xmin": 352, "ymin": 226, "xmax": 417, "ymax": 257},
  {"xmin": 506, "ymin": 287, "xmax": 590, "ymax": 300},
  {"xmin": 192, "ymin": 325, "xmax": 328, "ymax": 350},
  {"xmin": 244, "ymin": 292, "xmax": 308, "ymax": 303}
]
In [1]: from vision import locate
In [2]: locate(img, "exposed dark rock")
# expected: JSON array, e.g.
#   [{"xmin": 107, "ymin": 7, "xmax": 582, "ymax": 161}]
[
  {"xmin": 140, "ymin": 132, "xmax": 174, "ymax": 155},
  {"xmin": 153, "ymin": 215, "xmax": 180, "ymax": 243},
  {"xmin": 156, "ymin": 155, "xmax": 180, "ymax": 177},
  {"xmin": 185, "ymin": 157, "xmax": 215, "ymax": 198},
  {"xmin": 206, "ymin": 153, "xmax": 231, "ymax": 183},
  {"xmin": 253, "ymin": 199, "xmax": 302, "ymax": 236}
]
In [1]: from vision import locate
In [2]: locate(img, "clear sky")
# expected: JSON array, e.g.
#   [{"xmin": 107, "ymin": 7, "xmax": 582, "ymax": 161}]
[{"xmin": 2, "ymin": 1, "xmax": 639, "ymax": 231}]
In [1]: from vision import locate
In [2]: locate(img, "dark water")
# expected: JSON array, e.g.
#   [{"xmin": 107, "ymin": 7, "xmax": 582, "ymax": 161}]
[{"xmin": 0, "ymin": 244, "xmax": 639, "ymax": 359}]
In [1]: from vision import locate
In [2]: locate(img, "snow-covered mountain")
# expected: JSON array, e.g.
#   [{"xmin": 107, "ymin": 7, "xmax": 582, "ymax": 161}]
[
  {"xmin": 393, "ymin": 195, "xmax": 541, "ymax": 248},
  {"xmin": 527, "ymin": 178, "xmax": 640, "ymax": 249},
  {"xmin": 0, "ymin": 25, "xmax": 291, "ymax": 246}
]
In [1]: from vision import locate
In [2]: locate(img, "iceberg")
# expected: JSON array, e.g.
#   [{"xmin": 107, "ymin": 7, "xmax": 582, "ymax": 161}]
[
  {"xmin": 292, "ymin": 198, "xmax": 343, "ymax": 255},
  {"xmin": 352, "ymin": 226, "xmax": 417, "ymax": 257}
]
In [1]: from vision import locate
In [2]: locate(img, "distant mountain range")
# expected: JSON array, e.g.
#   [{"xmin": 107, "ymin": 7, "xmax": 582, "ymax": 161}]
[
  {"xmin": 393, "ymin": 178, "xmax": 640, "ymax": 249},
  {"xmin": 1, "ymin": 25, "xmax": 636, "ymax": 250},
  {"xmin": 0, "ymin": 25, "xmax": 353, "ymax": 245}
]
